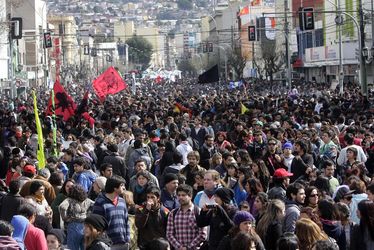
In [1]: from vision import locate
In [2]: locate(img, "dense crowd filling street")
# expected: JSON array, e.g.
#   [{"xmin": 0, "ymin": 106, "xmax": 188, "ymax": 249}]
[{"xmin": 0, "ymin": 78, "xmax": 373, "ymax": 250}]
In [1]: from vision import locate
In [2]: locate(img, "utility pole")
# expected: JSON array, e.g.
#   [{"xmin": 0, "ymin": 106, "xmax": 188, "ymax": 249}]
[
  {"xmin": 359, "ymin": 0, "xmax": 368, "ymax": 96},
  {"xmin": 337, "ymin": 0, "xmax": 344, "ymax": 95},
  {"xmin": 284, "ymin": 0, "xmax": 292, "ymax": 89}
]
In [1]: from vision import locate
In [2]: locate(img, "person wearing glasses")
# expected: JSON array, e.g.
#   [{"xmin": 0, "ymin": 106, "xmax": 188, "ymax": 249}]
[
  {"xmin": 263, "ymin": 137, "xmax": 284, "ymax": 177},
  {"xmin": 304, "ymin": 186, "xmax": 319, "ymax": 210}
]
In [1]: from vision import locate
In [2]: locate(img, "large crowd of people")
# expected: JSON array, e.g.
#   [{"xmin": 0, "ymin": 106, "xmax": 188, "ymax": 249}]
[{"xmin": 0, "ymin": 78, "xmax": 373, "ymax": 250}]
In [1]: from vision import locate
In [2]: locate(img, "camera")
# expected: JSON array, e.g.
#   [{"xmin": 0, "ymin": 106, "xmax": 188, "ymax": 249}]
[{"xmin": 206, "ymin": 204, "xmax": 216, "ymax": 209}]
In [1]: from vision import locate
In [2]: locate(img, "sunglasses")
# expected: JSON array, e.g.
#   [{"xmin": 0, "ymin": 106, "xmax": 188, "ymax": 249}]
[
  {"xmin": 268, "ymin": 143, "xmax": 276, "ymax": 146},
  {"xmin": 309, "ymin": 194, "xmax": 318, "ymax": 198}
]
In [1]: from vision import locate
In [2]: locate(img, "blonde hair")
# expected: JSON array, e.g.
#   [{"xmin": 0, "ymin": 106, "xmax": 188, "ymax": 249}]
[
  {"xmin": 211, "ymin": 153, "xmax": 223, "ymax": 167},
  {"xmin": 123, "ymin": 191, "xmax": 135, "ymax": 207},
  {"xmin": 296, "ymin": 218, "xmax": 328, "ymax": 250},
  {"xmin": 205, "ymin": 169, "xmax": 221, "ymax": 182}
]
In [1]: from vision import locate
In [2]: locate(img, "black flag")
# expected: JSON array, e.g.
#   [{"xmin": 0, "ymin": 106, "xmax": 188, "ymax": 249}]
[{"xmin": 198, "ymin": 65, "xmax": 219, "ymax": 83}]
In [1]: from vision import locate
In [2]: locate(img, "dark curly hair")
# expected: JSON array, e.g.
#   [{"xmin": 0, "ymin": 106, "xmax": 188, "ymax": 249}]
[
  {"xmin": 29, "ymin": 181, "xmax": 44, "ymax": 195},
  {"xmin": 68, "ymin": 184, "xmax": 87, "ymax": 202}
]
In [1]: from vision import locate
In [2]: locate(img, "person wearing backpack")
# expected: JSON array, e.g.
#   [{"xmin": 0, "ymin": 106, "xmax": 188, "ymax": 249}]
[
  {"xmin": 166, "ymin": 184, "xmax": 207, "ymax": 250},
  {"xmin": 135, "ymin": 187, "xmax": 169, "ymax": 250}
]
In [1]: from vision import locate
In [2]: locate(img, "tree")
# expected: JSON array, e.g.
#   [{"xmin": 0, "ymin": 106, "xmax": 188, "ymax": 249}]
[
  {"xmin": 93, "ymin": 6, "xmax": 104, "ymax": 13},
  {"xmin": 228, "ymin": 47, "xmax": 248, "ymax": 80},
  {"xmin": 177, "ymin": 58, "xmax": 197, "ymax": 76},
  {"xmin": 260, "ymin": 40, "xmax": 284, "ymax": 83},
  {"xmin": 126, "ymin": 35, "xmax": 153, "ymax": 71},
  {"xmin": 177, "ymin": 0, "xmax": 193, "ymax": 10}
]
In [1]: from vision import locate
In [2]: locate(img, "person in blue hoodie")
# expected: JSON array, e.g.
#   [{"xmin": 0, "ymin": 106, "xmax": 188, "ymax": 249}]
[
  {"xmin": 283, "ymin": 182, "xmax": 305, "ymax": 233},
  {"xmin": 10, "ymin": 215, "xmax": 28, "ymax": 250},
  {"xmin": 318, "ymin": 199, "xmax": 346, "ymax": 250},
  {"xmin": 72, "ymin": 158, "xmax": 97, "ymax": 192}
]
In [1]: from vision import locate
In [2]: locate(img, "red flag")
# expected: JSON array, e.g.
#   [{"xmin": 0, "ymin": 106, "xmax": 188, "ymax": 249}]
[
  {"xmin": 238, "ymin": 6, "xmax": 249, "ymax": 16},
  {"xmin": 46, "ymin": 80, "xmax": 77, "ymax": 121},
  {"xmin": 174, "ymin": 102, "xmax": 193, "ymax": 117},
  {"xmin": 92, "ymin": 66, "xmax": 127, "ymax": 102},
  {"xmin": 155, "ymin": 75, "xmax": 163, "ymax": 84},
  {"xmin": 82, "ymin": 112, "xmax": 95, "ymax": 128}
]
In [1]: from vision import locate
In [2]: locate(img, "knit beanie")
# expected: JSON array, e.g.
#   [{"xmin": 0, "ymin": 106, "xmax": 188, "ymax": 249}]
[
  {"xmin": 47, "ymin": 229, "xmax": 65, "ymax": 244},
  {"xmin": 84, "ymin": 214, "xmax": 108, "ymax": 232},
  {"xmin": 164, "ymin": 173, "xmax": 178, "ymax": 185},
  {"xmin": 233, "ymin": 211, "xmax": 255, "ymax": 226},
  {"xmin": 282, "ymin": 141, "xmax": 293, "ymax": 150},
  {"xmin": 95, "ymin": 176, "xmax": 107, "ymax": 190}
]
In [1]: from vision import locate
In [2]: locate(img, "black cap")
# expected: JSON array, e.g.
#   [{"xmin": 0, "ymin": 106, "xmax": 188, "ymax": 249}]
[
  {"xmin": 47, "ymin": 229, "xmax": 65, "ymax": 243},
  {"xmin": 84, "ymin": 214, "xmax": 108, "ymax": 232}
]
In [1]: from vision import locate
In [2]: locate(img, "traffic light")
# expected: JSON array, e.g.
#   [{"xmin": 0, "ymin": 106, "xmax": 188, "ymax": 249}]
[
  {"xmin": 91, "ymin": 48, "xmax": 97, "ymax": 57},
  {"xmin": 10, "ymin": 17, "xmax": 22, "ymax": 39},
  {"xmin": 248, "ymin": 26, "xmax": 256, "ymax": 41},
  {"xmin": 300, "ymin": 7, "xmax": 315, "ymax": 30},
  {"xmin": 208, "ymin": 43, "xmax": 213, "ymax": 52},
  {"xmin": 43, "ymin": 32, "xmax": 52, "ymax": 48},
  {"xmin": 83, "ymin": 44, "xmax": 90, "ymax": 55}
]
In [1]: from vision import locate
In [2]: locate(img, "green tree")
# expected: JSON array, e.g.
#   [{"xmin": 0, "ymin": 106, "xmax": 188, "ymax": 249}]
[
  {"xmin": 177, "ymin": 58, "xmax": 197, "ymax": 76},
  {"xmin": 126, "ymin": 35, "xmax": 153, "ymax": 71},
  {"xmin": 177, "ymin": 0, "xmax": 193, "ymax": 10}
]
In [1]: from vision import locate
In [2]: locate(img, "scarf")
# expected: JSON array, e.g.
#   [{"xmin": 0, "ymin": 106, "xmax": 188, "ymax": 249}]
[
  {"xmin": 135, "ymin": 185, "xmax": 145, "ymax": 194},
  {"xmin": 204, "ymin": 186, "xmax": 217, "ymax": 198},
  {"xmin": 34, "ymin": 193, "xmax": 45, "ymax": 204}
]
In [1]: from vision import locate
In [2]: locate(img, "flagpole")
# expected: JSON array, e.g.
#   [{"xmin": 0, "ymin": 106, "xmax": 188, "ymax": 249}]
[
  {"xmin": 51, "ymin": 89, "xmax": 58, "ymax": 157},
  {"xmin": 32, "ymin": 91, "xmax": 46, "ymax": 169}
]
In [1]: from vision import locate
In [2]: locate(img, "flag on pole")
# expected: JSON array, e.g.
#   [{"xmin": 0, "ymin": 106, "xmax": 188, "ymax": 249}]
[
  {"xmin": 238, "ymin": 6, "xmax": 249, "ymax": 16},
  {"xmin": 92, "ymin": 66, "xmax": 127, "ymax": 102},
  {"xmin": 198, "ymin": 65, "xmax": 219, "ymax": 84},
  {"xmin": 174, "ymin": 102, "xmax": 193, "ymax": 117},
  {"xmin": 241, "ymin": 103, "xmax": 249, "ymax": 115},
  {"xmin": 33, "ymin": 91, "xmax": 46, "ymax": 169},
  {"xmin": 46, "ymin": 80, "xmax": 77, "ymax": 121}
]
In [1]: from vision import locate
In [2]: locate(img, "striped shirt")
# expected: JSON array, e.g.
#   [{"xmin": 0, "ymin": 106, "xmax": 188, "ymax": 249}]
[
  {"xmin": 92, "ymin": 192, "xmax": 130, "ymax": 244},
  {"xmin": 166, "ymin": 203, "xmax": 206, "ymax": 249}
]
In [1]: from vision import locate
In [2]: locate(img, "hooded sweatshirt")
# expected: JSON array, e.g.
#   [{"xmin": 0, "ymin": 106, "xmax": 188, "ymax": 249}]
[
  {"xmin": 283, "ymin": 200, "xmax": 301, "ymax": 233},
  {"xmin": 10, "ymin": 215, "xmax": 28, "ymax": 250},
  {"xmin": 320, "ymin": 218, "xmax": 346, "ymax": 250}
]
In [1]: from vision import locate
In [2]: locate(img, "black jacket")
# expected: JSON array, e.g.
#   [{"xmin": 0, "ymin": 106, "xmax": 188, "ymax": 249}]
[
  {"xmin": 197, "ymin": 205, "xmax": 236, "ymax": 249},
  {"xmin": 0, "ymin": 194, "xmax": 26, "ymax": 222},
  {"xmin": 199, "ymin": 144, "xmax": 218, "ymax": 170},
  {"xmin": 102, "ymin": 153, "xmax": 128, "ymax": 183},
  {"xmin": 263, "ymin": 220, "xmax": 283, "ymax": 250},
  {"xmin": 290, "ymin": 153, "xmax": 313, "ymax": 182},
  {"xmin": 86, "ymin": 235, "xmax": 112, "ymax": 250}
]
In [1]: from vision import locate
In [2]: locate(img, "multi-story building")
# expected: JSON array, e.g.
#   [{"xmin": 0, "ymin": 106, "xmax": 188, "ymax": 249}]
[
  {"xmin": 12, "ymin": 0, "xmax": 48, "ymax": 88},
  {"xmin": 48, "ymin": 15, "xmax": 79, "ymax": 66}
]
